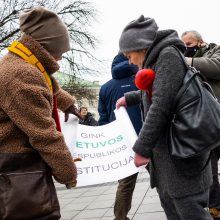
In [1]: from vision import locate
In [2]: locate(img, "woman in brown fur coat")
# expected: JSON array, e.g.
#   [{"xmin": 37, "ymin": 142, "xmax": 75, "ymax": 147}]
[{"xmin": 0, "ymin": 7, "xmax": 80, "ymax": 220}]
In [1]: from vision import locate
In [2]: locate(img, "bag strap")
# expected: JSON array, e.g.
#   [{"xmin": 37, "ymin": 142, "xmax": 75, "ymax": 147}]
[
  {"xmin": 170, "ymin": 46, "xmax": 197, "ymax": 113},
  {"xmin": 171, "ymin": 46, "xmax": 218, "ymax": 108}
]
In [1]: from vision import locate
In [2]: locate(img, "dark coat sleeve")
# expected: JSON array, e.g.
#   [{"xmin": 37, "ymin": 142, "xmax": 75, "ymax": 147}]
[
  {"xmin": 125, "ymin": 90, "xmax": 141, "ymax": 106},
  {"xmin": 193, "ymin": 45, "xmax": 220, "ymax": 80}
]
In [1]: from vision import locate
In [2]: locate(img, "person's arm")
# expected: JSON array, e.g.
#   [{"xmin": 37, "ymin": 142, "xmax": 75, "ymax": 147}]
[
  {"xmin": 116, "ymin": 90, "xmax": 141, "ymax": 109},
  {"xmin": 56, "ymin": 88, "xmax": 82, "ymax": 121},
  {"xmin": 51, "ymin": 76, "xmax": 81, "ymax": 121},
  {"xmin": 192, "ymin": 45, "xmax": 220, "ymax": 80},
  {"xmin": 2, "ymin": 71, "xmax": 77, "ymax": 185},
  {"xmin": 125, "ymin": 90, "xmax": 141, "ymax": 106}
]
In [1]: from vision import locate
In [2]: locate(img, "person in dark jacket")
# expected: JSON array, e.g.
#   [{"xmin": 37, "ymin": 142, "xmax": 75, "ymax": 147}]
[
  {"xmin": 181, "ymin": 30, "xmax": 220, "ymax": 219},
  {"xmin": 79, "ymin": 106, "xmax": 98, "ymax": 126},
  {"xmin": 116, "ymin": 15, "xmax": 213, "ymax": 220},
  {"xmin": 98, "ymin": 53, "xmax": 142, "ymax": 220}
]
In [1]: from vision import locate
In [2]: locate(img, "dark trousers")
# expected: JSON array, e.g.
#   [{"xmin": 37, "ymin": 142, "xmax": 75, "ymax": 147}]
[
  {"xmin": 114, "ymin": 173, "xmax": 138, "ymax": 220},
  {"xmin": 158, "ymin": 188, "xmax": 212, "ymax": 220},
  {"xmin": 209, "ymin": 146, "xmax": 220, "ymax": 210}
]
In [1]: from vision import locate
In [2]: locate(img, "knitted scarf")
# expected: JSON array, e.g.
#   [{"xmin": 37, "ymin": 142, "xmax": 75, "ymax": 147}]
[{"xmin": 8, "ymin": 41, "xmax": 61, "ymax": 131}]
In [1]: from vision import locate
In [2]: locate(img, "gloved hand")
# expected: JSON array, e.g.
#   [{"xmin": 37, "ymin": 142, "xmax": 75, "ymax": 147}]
[
  {"xmin": 66, "ymin": 157, "xmax": 82, "ymax": 189},
  {"xmin": 64, "ymin": 104, "xmax": 82, "ymax": 122},
  {"xmin": 66, "ymin": 180, "xmax": 77, "ymax": 189},
  {"xmin": 73, "ymin": 157, "xmax": 82, "ymax": 162}
]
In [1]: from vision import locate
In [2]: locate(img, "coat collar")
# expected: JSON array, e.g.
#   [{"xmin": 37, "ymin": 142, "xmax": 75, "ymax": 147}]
[{"xmin": 18, "ymin": 34, "xmax": 59, "ymax": 75}]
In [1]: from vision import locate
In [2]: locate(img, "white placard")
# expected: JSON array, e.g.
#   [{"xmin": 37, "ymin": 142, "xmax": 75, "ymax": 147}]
[{"xmin": 60, "ymin": 107, "xmax": 141, "ymax": 187}]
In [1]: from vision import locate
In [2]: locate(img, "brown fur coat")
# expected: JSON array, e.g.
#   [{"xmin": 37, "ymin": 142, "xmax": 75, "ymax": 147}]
[{"xmin": 0, "ymin": 34, "xmax": 77, "ymax": 184}]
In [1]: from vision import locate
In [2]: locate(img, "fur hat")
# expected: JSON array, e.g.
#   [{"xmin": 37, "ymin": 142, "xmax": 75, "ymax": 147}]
[
  {"xmin": 19, "ymin": 6, "xmax": 70, "ymax": 57},
  {"xmin": 119, "ymin": 15, "xmax": 158, "ymax": 53}
]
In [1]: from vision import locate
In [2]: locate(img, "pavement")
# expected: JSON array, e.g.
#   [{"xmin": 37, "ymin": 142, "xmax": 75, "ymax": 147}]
[
  {"xmin": 55, "ymin": 171, "xmax": 166, "ymax": 220},
  {"xmin": 56, "ymin": 163, "xmax": 220, "ymax": 220}
]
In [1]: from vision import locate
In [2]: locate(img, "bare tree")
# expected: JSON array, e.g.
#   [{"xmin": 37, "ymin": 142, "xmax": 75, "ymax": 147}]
[
  {"xmin": 0, "ymin": 0, "xmax": 101, "ymax": 99},
  {"xmin": 61, "ymin": 76, "xmax": 98, "ymax": 101},
  {"xmin": 0, "ymin": 0, "xmax": 100, "ymax": 74}
]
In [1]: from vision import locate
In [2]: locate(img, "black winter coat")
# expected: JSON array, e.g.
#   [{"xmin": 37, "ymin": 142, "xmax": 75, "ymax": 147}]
[
  {"xmin": 125, "ymin": 30, "xmax": 212, "ymax": 198},
  {"xmin": 79, "ymin": 113, "xmax": 98, "ymax": 126}
]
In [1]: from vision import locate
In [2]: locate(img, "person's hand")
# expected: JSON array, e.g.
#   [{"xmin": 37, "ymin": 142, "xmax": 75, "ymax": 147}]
[
  {"xmin": 134, "ymin": 153, "xmax": 151, "ymax": 167},
  {"xmin": 116, "ymin": 97, "xmax": 127, "ymax": 109},
  {"xmin": 185, "ymin": 57, "xmax": 192, "ymax": 66},
  {"xmin": 73, "ymin": 157, "xmax": 82, "ymax": 162},
  {"xmin": 64, "ymin": 104, "xmax": 82, "ymax": 122},
  {"xmin": 66, "ymin": 157, "xmax": 82, "ymax": 189},
  {"xmin": 66, "ymin": 180, "xmax": 77, "ymax": 189}
]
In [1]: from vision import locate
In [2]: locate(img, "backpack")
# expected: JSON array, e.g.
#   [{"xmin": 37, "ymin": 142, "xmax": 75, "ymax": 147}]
[{"xmin": 169, "ymin": 47, "xmax": 220, "ymax": 159}]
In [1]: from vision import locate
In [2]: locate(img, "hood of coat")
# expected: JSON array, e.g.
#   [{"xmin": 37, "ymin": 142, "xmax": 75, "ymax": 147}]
[
  {"xmin": 18, "ymin": 33, "xmax": 60, "ymax": 75},
  {"xmin": 144, "ymin": 29, "xmax": 186, "ymax": 67},
  {"xmin": 111, "ymin": 53, "xmax": 138, "ymax": 79}
]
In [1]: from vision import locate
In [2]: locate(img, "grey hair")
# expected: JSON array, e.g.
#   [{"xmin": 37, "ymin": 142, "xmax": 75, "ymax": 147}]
[{"xmin": 181, "ymin": 30, "xmax": 203, "ymax": 41}]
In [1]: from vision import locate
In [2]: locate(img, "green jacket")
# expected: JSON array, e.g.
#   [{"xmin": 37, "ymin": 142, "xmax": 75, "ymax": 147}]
[{"xmin": 192, "ymin": 43, "xmax": 220, "ymax": 100}]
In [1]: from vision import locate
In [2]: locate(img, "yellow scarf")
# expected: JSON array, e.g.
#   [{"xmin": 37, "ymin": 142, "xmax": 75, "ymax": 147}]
[
  {"xmin": 8, "ymin": 41, "xmax": 62, "ymax": 131},
  {"xmin": 8, "ymin": 41, "xmax": 53, "ymax": 93}
]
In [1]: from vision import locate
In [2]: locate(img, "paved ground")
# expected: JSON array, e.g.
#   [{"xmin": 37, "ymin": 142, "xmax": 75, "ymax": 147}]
[
  {"xmin": 56, "ymin": 164, "xmax": 220, "ymax": 220},
  {"xmin": 55, "ymin": 171, "xmax": 166, "ymax": 220}
]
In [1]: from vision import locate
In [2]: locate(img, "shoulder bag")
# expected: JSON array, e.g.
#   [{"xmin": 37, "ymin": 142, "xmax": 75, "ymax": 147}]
[
  {"xmin": 169, "ymin": 47, "xmax": 220, "ymax": 159},
  {"xmin": 0, "ymin": 153, "xmax": 60, "ymax": 220}
]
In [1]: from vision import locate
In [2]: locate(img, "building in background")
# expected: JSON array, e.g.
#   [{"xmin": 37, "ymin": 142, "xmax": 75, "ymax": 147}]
[{"xmin": 54, "ymin": 71, "xmax": 100, "ymax": 119}]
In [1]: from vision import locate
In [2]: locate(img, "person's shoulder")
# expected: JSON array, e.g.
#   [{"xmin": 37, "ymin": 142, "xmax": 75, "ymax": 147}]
[
  {"xmin": 210, "ymin": 43, "xmax": 220, "ymax": 51},
  {"xmin": 0, "ymin": 52, "xmax": 46, "ymax": 90},
  {"xmin": 160, "ymin": 46, "xmax": 179, "ymax": 56},
  {"xmin": 100, "ymin": 78, "xmax": 117, "ymax": 94}
]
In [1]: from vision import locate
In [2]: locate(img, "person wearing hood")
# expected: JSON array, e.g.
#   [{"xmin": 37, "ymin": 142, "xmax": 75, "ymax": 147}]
[
  {"xmin": 181, "ymin": 30, "xmax": 220, "ymax": 220},
  {"xmin": 116, "ymin": 15, "xmax": 213, "ymax": 219},
  {"xmin": 79, "ymin": 106, "xmax": 98, "ymax": 126},
  {"xmin": 0, "ymin": 6, "xmax": 81, "ymax": 219},
  {"xmin": 98, "ymin": 53, "xmax": 142, "ymax": 220}
]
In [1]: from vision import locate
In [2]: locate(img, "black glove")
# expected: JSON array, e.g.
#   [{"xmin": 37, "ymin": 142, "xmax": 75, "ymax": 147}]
[{"xmin": 64, "ymin": 105, "xmax": 82, "ymax": 122}]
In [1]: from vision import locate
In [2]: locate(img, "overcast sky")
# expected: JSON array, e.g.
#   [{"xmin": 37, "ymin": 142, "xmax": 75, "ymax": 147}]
[{"xmin": 90, "ymin": 0, "xmax": 220, "ymax": 85}]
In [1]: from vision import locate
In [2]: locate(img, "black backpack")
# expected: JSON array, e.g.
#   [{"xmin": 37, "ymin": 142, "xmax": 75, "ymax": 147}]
[{"xmin": 169, "ymin": 47, "xmax": 220, "ymax": 159}]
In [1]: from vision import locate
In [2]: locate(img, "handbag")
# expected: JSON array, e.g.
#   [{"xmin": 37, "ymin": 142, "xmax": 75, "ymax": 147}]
[
  {"xmin": 169, "ymin": 47, "xmax": 220, "ymax": 159},
  {"xmin": 0, "ymin": 153, "xmax": 61, "ymax": 220}
]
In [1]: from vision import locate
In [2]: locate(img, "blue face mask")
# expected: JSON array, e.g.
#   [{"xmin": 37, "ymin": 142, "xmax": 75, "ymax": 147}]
[{"xmin": 185, "ymin": 45, "xmax": 200, "ymax": 57}]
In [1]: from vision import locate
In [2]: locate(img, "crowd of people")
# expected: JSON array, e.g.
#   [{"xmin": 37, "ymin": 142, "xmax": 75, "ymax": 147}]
[{"xmin": 0, "ymin": 5, "xmax": 220, "ymax": 220}]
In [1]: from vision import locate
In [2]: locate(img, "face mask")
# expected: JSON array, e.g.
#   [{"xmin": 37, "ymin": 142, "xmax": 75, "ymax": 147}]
[{"xmin": 185, "ymin": 45, "xmax": 200, "ymax": 57}]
